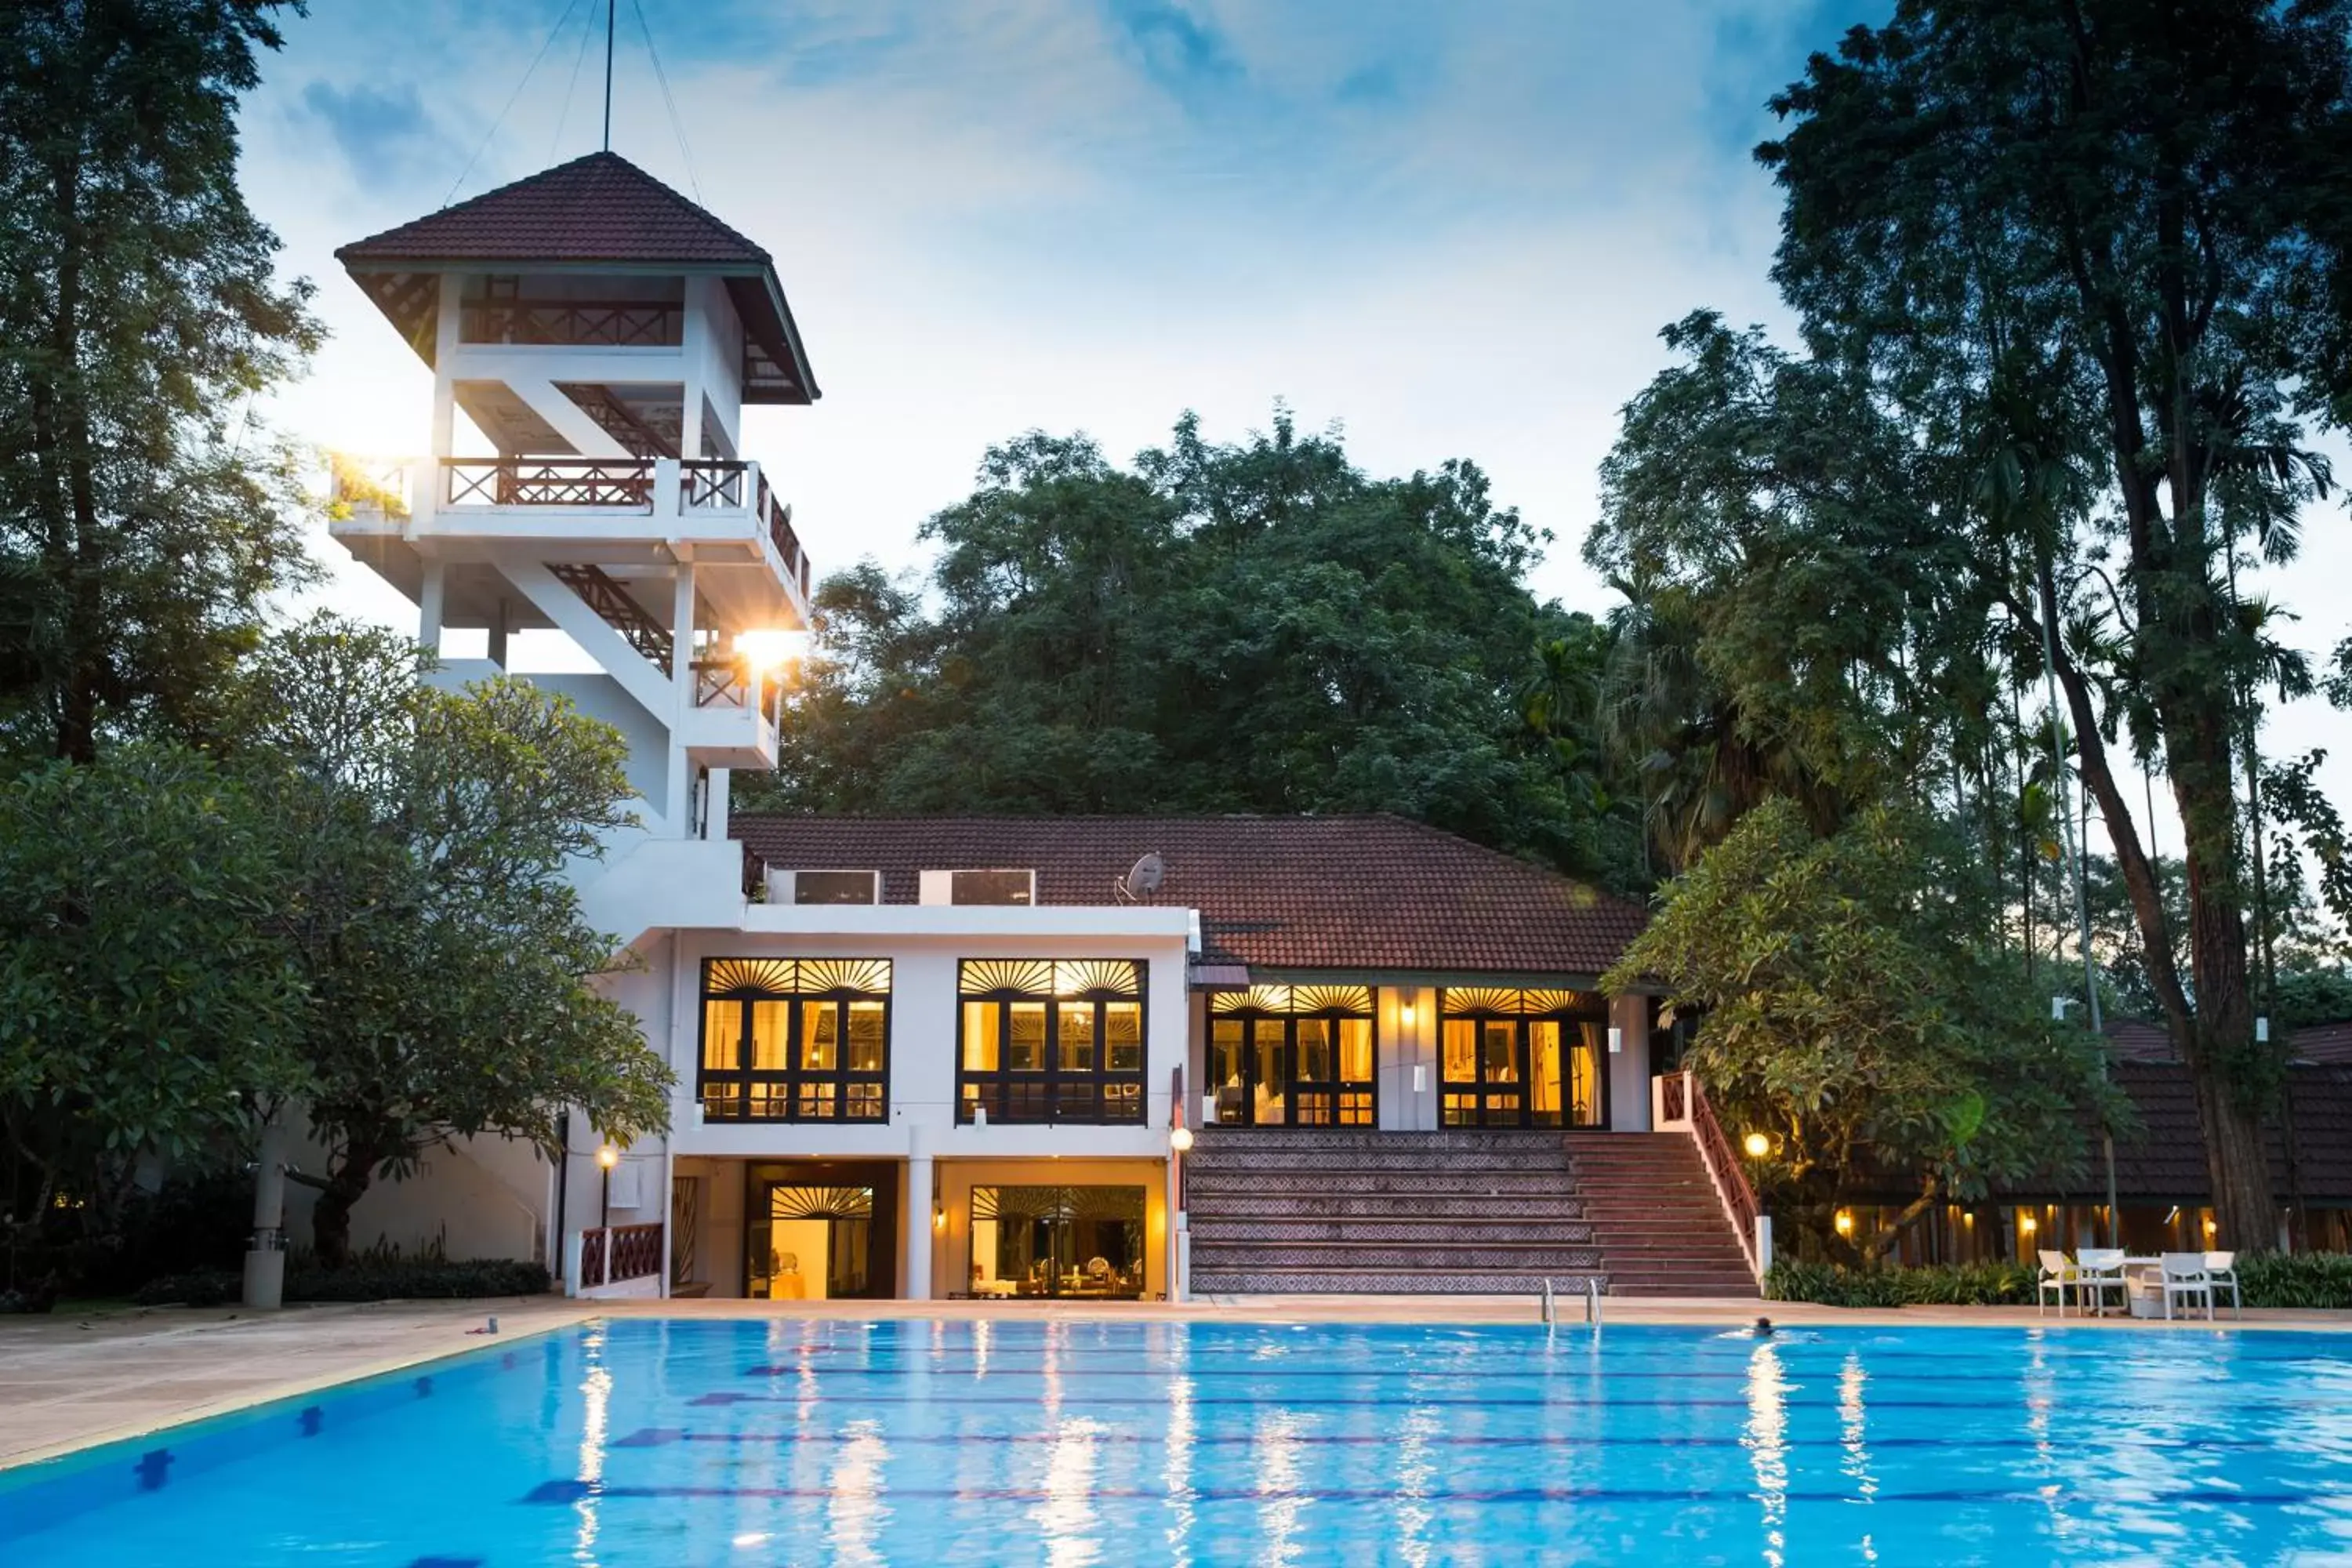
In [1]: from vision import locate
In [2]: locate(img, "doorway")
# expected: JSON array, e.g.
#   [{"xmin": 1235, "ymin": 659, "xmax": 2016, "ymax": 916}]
[
  {"xmin": 743, "ymin": 1160, "xmax": 898, "ymax": 1299},
  {"xmin": 1439, "ymin": 1015, "xmax": 1603, "ymax": 1127},
  {"xmin": 1207, "ymin": 1014, "xmax": 1376, "ymax": 1127}
]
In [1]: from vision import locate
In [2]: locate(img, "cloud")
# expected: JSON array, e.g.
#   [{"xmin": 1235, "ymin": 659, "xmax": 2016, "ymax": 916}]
[
  {"xmin": 1107, "ymin": 0, "xmax": 1240, "ymax": 90},
  {"xmin": 298, "ymin": 81, "xmax": 456, "ymax": 192}
]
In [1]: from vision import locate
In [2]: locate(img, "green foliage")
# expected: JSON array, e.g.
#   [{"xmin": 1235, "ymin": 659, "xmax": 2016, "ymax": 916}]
[
  {"xmin": 2236, "ymin": 1253, "xmax": 2352, "ymax": 1310},
  {"xmin": 1765, "ymin": 1260, "xmax": 2037, "ymax": 1308},
  {"xmin": 130, "ymin": 1258, "xmax": 553, "ymax": 1308},
  {"xmin": 223, "ymin": 618, "xmax": 673, "ymax": 1264},
  {"xmin": 748, "ymin": 411, "xmax": 1646, "ymax": 891},
  {"xmin": 0, "ymin": 746, "xmax": 308, "ymax": 1249},
  {"xmin": 1610, "ymin": 798, "xmax": 2123, "ymax": 1255},
  {"xmin": 0, "ymin": 0, "xmax": 319, "ymax": 762}
]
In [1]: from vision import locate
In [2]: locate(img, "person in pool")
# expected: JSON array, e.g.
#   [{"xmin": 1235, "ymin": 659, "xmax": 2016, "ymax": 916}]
[{"xmin": 1754, "ymin": 1316, "xmax": 1774, "ymax": 1337}]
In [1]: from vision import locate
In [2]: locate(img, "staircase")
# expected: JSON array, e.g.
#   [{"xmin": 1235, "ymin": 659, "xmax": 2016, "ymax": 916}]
[
  {"xmin": 1186, "ymin": 1129, "xmax": 1600, "ymax": 1294},
  {"xmin": 1183, "ymin": 1127, "xmax": 1755, "ymax": 1298},
  {"xmin": 1568, "ymin": 1134, "xmax": 1758, "ymax": 1298}
]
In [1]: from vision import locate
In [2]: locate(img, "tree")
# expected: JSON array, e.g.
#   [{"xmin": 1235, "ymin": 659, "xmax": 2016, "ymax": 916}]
[
  {"xmin": 227, "ymin": 620, "xmax": 673, "ymax": 1264},
  {"xmin": 748, "ymin": 410, "xmax": 1646, "ymax": 891},
  {"xmin": 0, "ymin": 745, "xmax": 307, "ymax": 1265},
  {"xmin": 0, "ymin": 0, "xmax": 318, "ymax": 763},
  {"xmin": 1654, "ymin": 0, "xmax": 2352, "ymax": 1250},
  {"xmin": 1607, "ymin": 798, "xmax": 2121, "ymax": 1259}
]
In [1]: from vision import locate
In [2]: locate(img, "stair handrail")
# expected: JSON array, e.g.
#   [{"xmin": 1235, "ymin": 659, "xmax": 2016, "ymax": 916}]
[{"xmin": 1681, "ymin": 1072, "xmax": 1763, "ymax": 1283}]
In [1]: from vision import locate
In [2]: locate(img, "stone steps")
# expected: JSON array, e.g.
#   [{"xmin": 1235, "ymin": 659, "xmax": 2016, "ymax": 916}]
[{"xmin": 1183, "ymin": 1127, "xmax": 1758, "ymax": 1300}]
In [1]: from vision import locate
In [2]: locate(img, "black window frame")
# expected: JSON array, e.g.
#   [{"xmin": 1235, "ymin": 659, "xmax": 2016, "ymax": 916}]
[
  {"xmin": 1206, "ymin": 987, "xmax": 1378, "ymax": 1128},
  {"xmin": 698, "ymin": 959, "xmax": 893, "ymax": 1123},
  {"xmin": 956, "ymin": 960, "xmax": 1148, "ymax": 1125},
  {"xmin": 1436, "ymin": 988, "xmax": 1609, "ymax": 1130}
]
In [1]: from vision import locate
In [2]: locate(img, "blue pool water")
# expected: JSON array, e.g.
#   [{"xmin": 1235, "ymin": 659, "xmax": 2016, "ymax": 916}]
[{"xmin": 3, "ymin": 1318, "xmax": 2350, "ymax": 1565}]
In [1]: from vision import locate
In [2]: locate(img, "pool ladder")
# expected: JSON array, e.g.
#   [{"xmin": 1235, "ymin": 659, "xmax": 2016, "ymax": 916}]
[{"xmin": 1540, "ymin": 1277, "xmax": 1602, "ymax": 1327}]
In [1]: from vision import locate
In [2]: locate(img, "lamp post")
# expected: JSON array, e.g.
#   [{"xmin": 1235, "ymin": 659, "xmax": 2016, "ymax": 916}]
[{"xmin": 597, "ymin": 1143, "xmax": 619, "ymax": 1229}]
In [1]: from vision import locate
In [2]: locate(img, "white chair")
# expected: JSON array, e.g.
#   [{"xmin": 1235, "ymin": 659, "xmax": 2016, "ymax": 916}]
[
  {"xmin": 2158, "ymin": 1252, "xmax": 2214, "ymax": 1321},
  {"xmin": 2075, "ymin": 1248, "xmax": 2130, "ymax": 1317},
  {"xmin": 2036, "ymin": 1250, "xmax": 2078, "ymax": 1317},
  {"xmin": 2203, "ymin": 1251, "xmax": 2242, "ymax": 1319}
]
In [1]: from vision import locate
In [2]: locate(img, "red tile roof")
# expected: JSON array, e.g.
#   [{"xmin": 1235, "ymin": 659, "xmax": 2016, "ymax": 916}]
[
  {"xmin": 2105, "ymin": 1014, "xmax": 2352, "ymax": 1066},
  {"xmin": 730, "ymin": 815, "xmax": 1650, "ymax": 979},
  {"xmin": 336, "ymin": 151, "xmax": 770, "ymax": 267}
]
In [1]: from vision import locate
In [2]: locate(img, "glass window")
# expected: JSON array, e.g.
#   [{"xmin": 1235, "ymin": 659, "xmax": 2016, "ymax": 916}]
[
  {"xmin": 955, "ymin": 960, "xmax": 1147, "ymax": 1124},
  {"xmin": 697, "ymin": 960, "xmax": 891, "ymax": 1123},
  {"xmin": 1105, "ymin": 1002, "xmax": 1142, "ymax": 1072},
  {"xmin": 1339, "ymin": 1018, "xmax": 1374, "ymax": 1084},
  {"xmin": 848, "ymin": 1002, "xmax": 886, "ymax": 1073},
  {"xmin": 702, "ymin": 1000, "xmax": 738, "ymax": 1073},
  {"xmin": 963, "ymin": 1001, "xmax": 1000, "ymax": 1071},
  {"xmin": 800, "ymin": 1001, "xmax": 838, "ymax": 1071},
  {"xmin": 750, "ymin": 1001, "xmax": 790, "ymax": 1071},
  {"xmin": 1296, "ymin": 1018, "xmax": 1333, "ymax": 1082},
  {"xmin": 970, "ymin": 1185, "xmax": 1145, "ymax": 1298},
  {"xmin": 1008, "ymin": 1003, "xmax": 1047, "ymax": 1071},
  {"xmin": 1481, "ymin": 1021, "xmax": 1518, "ymax": 1083},
  {"xmin": 1436, "ymin": 989, "xmax": 1609, "ymax": 1129},
  {"xmin": 1058, "ymin": 1005, "xmax": 1096, "ymax": 1072},
  {"xmin": 1443, "ymin": 1020, "xmax": 1478, "ymax": 1084}
]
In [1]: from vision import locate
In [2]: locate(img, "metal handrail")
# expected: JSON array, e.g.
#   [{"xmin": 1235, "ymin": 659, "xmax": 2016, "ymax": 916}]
[{"xmin": 1683, "ymin": 1073, "xmax": 1762, "ymax": 1279}]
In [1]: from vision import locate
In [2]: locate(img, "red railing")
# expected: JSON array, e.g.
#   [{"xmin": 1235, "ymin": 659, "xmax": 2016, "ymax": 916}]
[
  {"xmin": 1682, "ymin": 1073, "xmax": 1762, "ymax": 1279},
  {"xmin": 578, "ymin": 1222, "xmax": 664, "ymax": 1290},
  {"xmin": 756, "ymin": 473, "xmax": 805, "ymax": 589},
  {"xmin": 459, "ymin": 299, "xmax": 681, "ymax": 347},
  {"xmin": 445, "ymin": 457, "xmax": 652, "ymax": 509}
]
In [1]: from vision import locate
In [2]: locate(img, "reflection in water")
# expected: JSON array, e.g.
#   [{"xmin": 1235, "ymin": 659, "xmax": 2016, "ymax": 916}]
[
  {"xmin": 1253, "ymin": 1407, "xmax": 1312, "ymax": 1565},
  {"xmin": 1034, "ymin": 1416, "xmax": 1105, "ymax": 1568},
  {"xmin": 573, "ymin": 1330, "xmax": 611, "ymax": 1567},
  {"xmin": 828, "ymin": 1417, "xmax": 891, "ymax": 1568},
  {"xmin": 1838, "ymin": 1351, "xmax": 1877, "ymax": 1563},
  {"xmin": 1392, "ymin": 1405, "xmax": 1443, "ymax": 1568},
  {"xmin": 1160, "ymin": 1334, "xmax": 1196, "ymax": 1567},
  {"xmin": 1743, "ymin": 1341, "xmax": 1788, "ymax": 1568}
]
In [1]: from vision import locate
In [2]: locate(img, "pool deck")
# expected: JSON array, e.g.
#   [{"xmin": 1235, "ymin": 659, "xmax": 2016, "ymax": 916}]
[{"xmin": 5, "ymin": 1293, "xmax": 2347, "ymax": 1472}]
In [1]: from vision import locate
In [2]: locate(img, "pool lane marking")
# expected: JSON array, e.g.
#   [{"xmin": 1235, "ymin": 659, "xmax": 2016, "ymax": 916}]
[
  {"xmin": 521, "ymin": 1479, "xmax": 2343, "ymax": 1508},
  {"xmin": 610, "ymin": 1426, "xmax": 2285, "ymax": 1454},
  {"xmin": 688, "ymin": 1389, "xmax": 2352, "ymax": 1413}
]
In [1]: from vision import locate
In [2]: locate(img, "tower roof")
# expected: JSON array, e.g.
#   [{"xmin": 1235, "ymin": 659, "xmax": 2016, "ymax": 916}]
[
  {"xmin": 338, "ymin": 151, "xmax": 768, "ymax": 267},
  {"xmin": 336, "ymin": 152, "xmax": 818, "ymax": 402}
]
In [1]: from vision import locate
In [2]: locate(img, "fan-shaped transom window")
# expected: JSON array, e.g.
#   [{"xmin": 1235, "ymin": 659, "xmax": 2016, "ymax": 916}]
[
  {"xmin": 699, "ymin": 958, "xmax": 892, "ymax": 1123},
  {"xmin": 1437, "ymin": 986, "xmax": 1606, "ymax": 1130},
  {"xmin": 956, "ymin": 959, "xmax": 1147, "ymax": 1125},
  {"xmin": 1207, "ymin": 985, "xmax": 1376, "ymax": 1129}
]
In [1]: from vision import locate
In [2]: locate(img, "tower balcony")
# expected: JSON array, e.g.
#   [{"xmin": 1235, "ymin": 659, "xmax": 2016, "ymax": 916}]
[{"xmin": 330, "ymin": 454, "xmax": 812, "ymax": 636}]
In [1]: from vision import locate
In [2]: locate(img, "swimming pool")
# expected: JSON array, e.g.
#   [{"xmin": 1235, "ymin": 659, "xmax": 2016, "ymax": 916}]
[{"xmin": 2, "ymin": 1317, "xmax": 2348, "ymax": 1565}]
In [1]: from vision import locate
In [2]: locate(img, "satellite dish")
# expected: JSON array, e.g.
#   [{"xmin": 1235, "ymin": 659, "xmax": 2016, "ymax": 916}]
[{"xmin": 1117, "ymin": 851, "xmax": 1167, "ymax": 904}]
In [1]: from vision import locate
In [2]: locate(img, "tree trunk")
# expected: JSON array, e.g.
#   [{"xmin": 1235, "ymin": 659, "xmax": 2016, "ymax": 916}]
[{"xmin": 307, "ymin": 1138, "xmax": 387, "ymax": 1269}]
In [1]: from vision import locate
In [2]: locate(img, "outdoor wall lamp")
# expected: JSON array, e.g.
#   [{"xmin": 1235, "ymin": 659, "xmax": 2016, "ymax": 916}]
[{"xmin": 1169, "ymin": 1126, "xmax": 1195, "ymax": 1153}]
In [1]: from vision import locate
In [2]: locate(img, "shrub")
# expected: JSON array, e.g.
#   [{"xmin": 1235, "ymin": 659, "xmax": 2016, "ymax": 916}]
[
  {"xmin": 2238, "ymin": 1252, "xmax": 2352, "ymax": 1309},
  {"xmin": 1766, "ymin": 1259, "xmax": 2036, "ymax": 1308},
  {"xmin": 129, "ymin": 1258, "xmax": 550, "ymax": 1308}
]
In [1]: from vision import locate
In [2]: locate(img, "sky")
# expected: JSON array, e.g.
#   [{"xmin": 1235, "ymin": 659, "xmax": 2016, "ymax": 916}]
[{"xmin": 233, "ymin": 0, "xmax": 2352, "ymax": 861}]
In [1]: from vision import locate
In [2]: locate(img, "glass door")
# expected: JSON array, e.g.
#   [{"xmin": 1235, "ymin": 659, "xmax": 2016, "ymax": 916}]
[
  {"xmin": 746, "ymin": 1180, "xmax": 879, "ymax": 1300},
  {"xmin": 1442, "ymin": 1013, "xmax": 1607, "ymax": 1128}
]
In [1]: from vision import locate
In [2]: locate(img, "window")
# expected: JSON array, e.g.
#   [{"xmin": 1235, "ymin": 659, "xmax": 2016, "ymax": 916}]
[
  {"xmin": 956, "ymin": 960, "xmax": 1146, "ymax": 1124},
  {"xmin": 951, "ymin": 869, "xmax": 1034, "ymax": 906},
  {"xmin": 1437, "ymin": 987, "xmax": 1605, "ymax": 1129},
  {"xmin": 699, "ymin": 959, "xmax": 892, "ymax": 1122},
  {"xmin": 1207, "ymin": 985, "xmax": 1377, "ymax": 1127},
  {"xmin": 969, "ymin": 1185, "xmax": 1147, "ymax": 1298},
  {"xmin": 788, "ymin": 869, "xmax": 880, "ymax": 906}
]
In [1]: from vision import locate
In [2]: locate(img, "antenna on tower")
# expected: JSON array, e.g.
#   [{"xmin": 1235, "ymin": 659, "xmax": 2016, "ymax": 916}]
[{"xmin": 602, "ymin": 0, "xmax": 616, "ymax": 151}]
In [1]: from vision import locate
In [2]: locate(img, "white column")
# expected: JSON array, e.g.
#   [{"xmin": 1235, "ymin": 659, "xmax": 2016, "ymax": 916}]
[
  {"xmin": 1607, "ymin": 992, "xmax": 1652, "ymax": 1131},
  {"xmin": 418, "ymin": 559, "xmax": 446, "ymax": 655},
  {"xmin": 486, "ymin": 597, "xmax": 508, "ymax": 671},
  {"xmin": 904, "ymin": 1138, "xmax": 935, "ymax": 1301}
]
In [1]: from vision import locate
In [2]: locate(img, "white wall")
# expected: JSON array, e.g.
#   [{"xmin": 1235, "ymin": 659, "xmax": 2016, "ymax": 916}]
[{"xmin": 280, "ymin": 1125, "xmax": 550, "ymax": 1264}]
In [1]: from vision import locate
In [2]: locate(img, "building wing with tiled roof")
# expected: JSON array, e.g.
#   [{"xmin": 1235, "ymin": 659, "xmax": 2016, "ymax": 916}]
[{"xmin": 731, "ymin": 814, "xmax": 1650, "ymax": 982}]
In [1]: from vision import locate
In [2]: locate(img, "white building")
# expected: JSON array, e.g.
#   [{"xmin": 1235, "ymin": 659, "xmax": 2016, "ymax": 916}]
[{"xmin": 324, "ymin": 155, "xmax": 1755, "ymax": 1303}]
